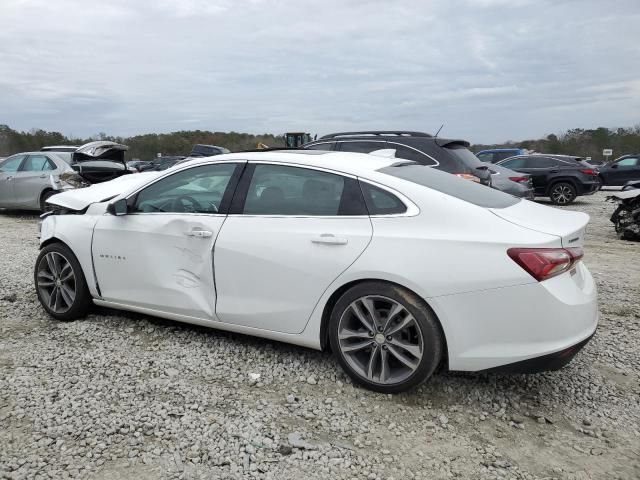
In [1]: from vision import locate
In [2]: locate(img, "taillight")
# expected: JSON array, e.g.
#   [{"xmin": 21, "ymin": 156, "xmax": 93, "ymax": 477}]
[
  {"xmin": 508, "ymin": 176, "xmax": 528, "ymax": 183},
  {"xmin": 455, "ymin": 173, "xmax": 480, "ymax": 183},
  {"xmin": 507, "ymin": 247, "xmax": 583, "ymax": 281},
  {"xmin": 580, "ymin": 168, "xmax": 596, "ymax": 175}
]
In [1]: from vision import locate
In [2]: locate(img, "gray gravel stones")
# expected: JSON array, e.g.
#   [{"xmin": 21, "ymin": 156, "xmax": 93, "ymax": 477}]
[{"xmin": 1, "ymin": 193, "xmax": 640, "ymax": 479}]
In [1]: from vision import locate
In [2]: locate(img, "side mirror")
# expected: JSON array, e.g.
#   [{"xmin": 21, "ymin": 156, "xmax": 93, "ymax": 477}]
[{"xmin": 107, "ymin": 198, "xmax": 128, "ymax": 216}]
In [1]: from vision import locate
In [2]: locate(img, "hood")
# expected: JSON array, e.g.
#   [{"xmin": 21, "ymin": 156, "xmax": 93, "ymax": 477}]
[
  {"xmin": 71, "ymin": 141, "xmax": 130, "ymax": 183},
  {"xmin": 48, "ymin": 171, "xmax": 161, "ymax": 211},
  {"xmin": 607, "ymin": 189, "xmax": 640, "ymax": 201},
  {"xmin": 489, "ymin": 201, "xmax": 589, "ymax": 247}
]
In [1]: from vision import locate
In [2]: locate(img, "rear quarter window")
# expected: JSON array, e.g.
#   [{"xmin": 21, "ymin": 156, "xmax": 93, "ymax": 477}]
[{"xmin": 378, "ymin": 164, "xmax": 519, "ymax": 209}]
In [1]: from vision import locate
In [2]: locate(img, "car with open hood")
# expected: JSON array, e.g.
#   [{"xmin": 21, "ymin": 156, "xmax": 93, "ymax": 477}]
[
  {"xmin": 36, "ymin": 150, "xmax": 597, "ymax": 393},
  {"xmin": 0, "ymin": 141, "xmax": 131, "ymax": 212}
]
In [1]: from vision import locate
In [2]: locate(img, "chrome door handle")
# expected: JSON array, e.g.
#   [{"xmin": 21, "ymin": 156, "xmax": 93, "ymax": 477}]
[
  {"xmin": 4, "ymin": 176, "xmax": 13, "ymax": 181},
  {"xmin": 39, "ymin": 174, "xmax": 47, "ymax": 178},
  {"xmin": 311, "ymin": 234, "xmax": 348, "ymax": 245},
  {"xmin": 185, "ymin": 230, "xmax": 213, "ymax": 238}
]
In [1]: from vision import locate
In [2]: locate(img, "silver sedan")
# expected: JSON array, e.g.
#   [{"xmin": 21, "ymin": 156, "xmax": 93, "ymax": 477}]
[{"xmin": 0, "ymin": 152, "xmax": 74, "ymax": 211}]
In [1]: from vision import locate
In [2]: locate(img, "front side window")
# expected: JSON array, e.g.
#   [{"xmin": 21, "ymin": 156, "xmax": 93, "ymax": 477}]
[
  {"xmin": 0, "ymin": 155, "xmax": 25, "ymax": 172},
  {"xmin": 616, "ymin": 157, "xmax": 639, "ymax": 167},
  {"xmin": 21, "ymin": 155, "xmax": 55, "ymax": 171},
  {"xmin": 243, "ymin": 164, "xmax": 347, "ymax": 215},
  {"xmin": 132, "ymin": 163, "xmax": 237, "ymax": 214}
]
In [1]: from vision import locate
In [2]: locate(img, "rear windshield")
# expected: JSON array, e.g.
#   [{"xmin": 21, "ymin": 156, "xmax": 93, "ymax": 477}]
[
  {"xmin": 444, "ymin": 144, "xmax": 485, "ymax": 169},
  {"xmin": 378, "ymin": 163, "xmax": 520, "ymax": 208}
]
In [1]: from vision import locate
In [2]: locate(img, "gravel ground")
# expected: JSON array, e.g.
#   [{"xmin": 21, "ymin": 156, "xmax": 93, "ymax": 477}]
[{"xmin": 1, "ymin": 191, "xmax": 639, "ymax": 480}]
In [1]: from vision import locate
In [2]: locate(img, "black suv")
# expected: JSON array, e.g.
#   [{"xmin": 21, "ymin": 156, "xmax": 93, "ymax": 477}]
[
  {"xmin": 303, "ymin": 131, "xmax": 492, "ymax": 185},
  {"xmin": 496, "ymin": 154, "xmax": 600, "ymax": 205},
  {"xmin": 597, "ymin": 154, "xmax": 640, "ymax": 186}
]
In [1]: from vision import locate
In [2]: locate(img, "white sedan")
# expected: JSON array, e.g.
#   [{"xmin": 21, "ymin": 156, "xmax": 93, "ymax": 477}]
[{"xmin": 35, "ymin": 151, "xmax": 598, "ymax": 393}]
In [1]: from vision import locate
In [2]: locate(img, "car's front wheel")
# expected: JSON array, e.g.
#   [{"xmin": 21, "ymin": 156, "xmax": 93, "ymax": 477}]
[
  {"xmin": 34, "ymin": 242, "xmax": 92, "ymax": 320},
  {"xmin": 329, "ymin": 282, "xmax": 443, "ymax": 393},
  {"xmin": 549, "ymin": 182, "xmax": 577, "ymax": 205}
]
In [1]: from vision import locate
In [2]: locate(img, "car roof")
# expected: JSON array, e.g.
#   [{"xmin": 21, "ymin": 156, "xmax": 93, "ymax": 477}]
[
  {"xmin": 477, "ymin": 148, "xmax": 523, "ymax": 152},
  {"xmin": 181, "ymin": 150, "xmax": 401, "ymax": 178}
]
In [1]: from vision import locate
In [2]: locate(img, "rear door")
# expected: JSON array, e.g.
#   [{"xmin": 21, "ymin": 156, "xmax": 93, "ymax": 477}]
[
  {"xmin": 92, "ymin": 162, "xmax": 243, "ymax": 319},
  {"xmin": 214, "ymin": 162, "xmax": 372, "ymax": 334},
  {"xmin": 0, "ymin": 155, "xmax": 26, "ymax": 206},
  {"xmin": 12, "ymin": 154, "xmax": 57, "ymax": 207}
]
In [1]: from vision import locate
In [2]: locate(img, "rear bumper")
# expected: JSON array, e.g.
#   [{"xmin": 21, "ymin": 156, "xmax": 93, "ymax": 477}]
[
  {"xmin": 580, "ymin": 181, "xmax": 600, "ymax": 195},
  {"xmin": 430, "ymin": 261, "xmax": 598, "ymax": 371},
  {"xmin": 484, "ymin": 333, "xmax": 594, "ymax": 373}
]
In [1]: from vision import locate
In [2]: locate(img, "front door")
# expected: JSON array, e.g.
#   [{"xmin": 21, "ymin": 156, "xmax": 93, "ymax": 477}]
[
  {"xmin": 214, "ymin": 163, "xmax": 372, "ymax": 334},
  {"xmin": 609, "ymin": 157, "xmax": 640, "ymax": 185},
  {"xmin": 92, "ymin": 162, "xmax": 242, "ymax": 319},
  {"xmin": 0, "ymin": 155, "xmax": 26, "ymax": 206}
]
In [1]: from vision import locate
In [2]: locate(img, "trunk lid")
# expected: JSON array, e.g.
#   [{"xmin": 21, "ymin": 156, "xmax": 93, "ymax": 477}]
[
  {"xmin": 71, "ymin": 141, "xmax": 130, "ymax": 183},
  {"xmin": 489, "ymin": 200, "xmax": 589, "ymax": 247}
]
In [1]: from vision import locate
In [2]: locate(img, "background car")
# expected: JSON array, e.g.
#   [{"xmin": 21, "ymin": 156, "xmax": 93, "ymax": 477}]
[
  {"xmin": 303, "ymin": 131, "xmax": 492, "ymax": 185},
  {"xmin": 597, "ymin": 154, "xmax": 640, "ymax": 186},
  {"xmin": 497, "ymin": 154, "xmax": 600, "ymax": 204},
  {"xmin": 148, "ymin": 155, "xmax": 187, "ymax": 171},
  {"xmin": 127, "ymin": 160, "xmax": 153, "ymax": 172},
  {"xmin": 189, "ymin": 144, "xmax": 230, "ymax": 157},
  {"xmin": 0, "ymin": 141, "xmax": 131, "ymax": 211},
  {"xmin": 483, "ymin": 162, "xmax": 534, "ymax": 199},
  {"xmin": 37, "ymin": 151, "xmax": 596, "ymax": 393},
  {"xmin": 476, "ymin": 148, "xmax": 528, "ymax": 163}
]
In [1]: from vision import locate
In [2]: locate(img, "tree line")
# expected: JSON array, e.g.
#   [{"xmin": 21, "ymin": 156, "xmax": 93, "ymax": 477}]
[
  {"xmin": 472, "ymin": 126, "xmax": 640, "ymax": 160},
  {"xmin": 0, "ymin": 125, "xmax": 284, "ymax": 160},
  {"xmin": 2, "ymin": 124, "xmax": 639, "ymax": 161}
]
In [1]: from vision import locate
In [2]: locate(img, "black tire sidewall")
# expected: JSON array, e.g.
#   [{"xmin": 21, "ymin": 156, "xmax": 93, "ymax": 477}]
[
  {"xmin": 34, "ymin": 242, "xmax": 92, "ymax": 321},
  {"xmin": 329, "ymin": 282, "xmax": 443, "ymax": 394},
  {"xmin": 550, "ymin": 182, "xmax": 576, "ymax": 205}
]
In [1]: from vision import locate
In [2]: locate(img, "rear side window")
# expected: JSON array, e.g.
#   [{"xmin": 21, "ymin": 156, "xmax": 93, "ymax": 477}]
[
  {"xmin": 305, "ymin": 142, "xmax": 335, "ymax": 151},
  {"xmin": 389, "ymin": 144, "xmax": 437, "ymax": 166},
  {"xmin": 21, "ymin": 155, "xmax": 55, "ymax": 171},
  {"xmin": 338, "ymin": 141, "xmax": 386, "ymax": 153},
  {"xmin": 378, "ymin": 164, "xmax": 519, "ymax": 209},
  {"xmin": 524, "ymin": 157, "xmax": 556, "ymax": 168},
  {"xmin": 500, "ymin": 157, "xmax": 526, "ymax": 169},
  {"xmin": 360, "ymin": 182, "xmax": 407, "ymax": 215},
  {"xmin": 242, "ymin": 164, "xmax": 367, "ymax": 216}
]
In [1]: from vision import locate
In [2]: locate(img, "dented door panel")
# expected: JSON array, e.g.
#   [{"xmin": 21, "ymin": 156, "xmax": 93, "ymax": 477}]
[{"xmin": 92, "ymin": 214, "xmax": 225, "ymax": 319}]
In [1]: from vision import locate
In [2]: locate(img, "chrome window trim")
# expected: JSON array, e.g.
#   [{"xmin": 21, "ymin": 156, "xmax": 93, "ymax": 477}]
[{"xmin": 336, "ymin": 140, "xmax": 440, "ymax": 167}]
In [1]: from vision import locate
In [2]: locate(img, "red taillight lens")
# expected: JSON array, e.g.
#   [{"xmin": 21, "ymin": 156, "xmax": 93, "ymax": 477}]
[
  {"xmin": 507, "ymin": 247, "xmax": 583, "ymax": 281},
  {"xmin": 580, "ymin": 168, "xmax": 596, "ymax": 175},
  {"xmin": 455, "ymin": 173, "xmax": 481, "ymax": 183},
  {"xmin": 508, "ymin": 176, "xmax": 528, "ymax": 183}
]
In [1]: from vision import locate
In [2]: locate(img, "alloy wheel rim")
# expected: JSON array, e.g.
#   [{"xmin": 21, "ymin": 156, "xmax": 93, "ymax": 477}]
[
  {"xmin": 37, "ymin": 252, "xmax": 76, "ymax": 314},
  {"xmin": 338, "ymin": 295, "xmax": 423, "ymax": 385},
  {"xmin": 552, "ymin": 185, "xmax": 573, "ymax": 204}
]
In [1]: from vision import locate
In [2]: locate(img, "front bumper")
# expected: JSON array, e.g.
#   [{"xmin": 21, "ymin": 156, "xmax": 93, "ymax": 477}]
[{"xmin": 484, "ymin": 333, "xmax": 594, "ymax": 373}]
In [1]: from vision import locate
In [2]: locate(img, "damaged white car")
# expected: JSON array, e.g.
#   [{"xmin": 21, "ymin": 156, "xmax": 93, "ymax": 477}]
[
  {"xmin": 0, "ymin": 141, "xmax": 130, "ymax": 212},
  {"xmin": 35, "ymin": 151, "xmax": 598, "ymax": 393}
]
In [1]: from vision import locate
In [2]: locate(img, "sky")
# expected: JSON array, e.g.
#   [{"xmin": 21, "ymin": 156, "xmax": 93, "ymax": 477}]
[{"xmin": 1, "ymin": 0, "xmax": 639, "ymax": 144}]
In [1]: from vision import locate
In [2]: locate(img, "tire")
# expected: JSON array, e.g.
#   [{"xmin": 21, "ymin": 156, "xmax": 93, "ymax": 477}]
[
  {"xmin": 329, "ymin": 281, "xmax": 443, "ymax": 393},
  {"xmin": 40, "ymin": 190, "xmax": 57, "ymax": 212},
  {"xmin": 34, "ymin": 242, "xmax": 92, "ymax": 321},
  {"xmin": 549, "ymin": 182, "xmax": 577, "ymax": 205}
]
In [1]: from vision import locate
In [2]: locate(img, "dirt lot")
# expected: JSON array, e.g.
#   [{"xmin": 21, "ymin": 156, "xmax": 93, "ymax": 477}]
[{"xmin": 0, "ymin": 191, "xmax": 639, "ymax": 480}]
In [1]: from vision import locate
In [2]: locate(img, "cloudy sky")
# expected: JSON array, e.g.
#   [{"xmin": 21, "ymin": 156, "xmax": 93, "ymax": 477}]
[{"xmin": 1, "ymin": 0, "xmax": 639, "ymax": 143}]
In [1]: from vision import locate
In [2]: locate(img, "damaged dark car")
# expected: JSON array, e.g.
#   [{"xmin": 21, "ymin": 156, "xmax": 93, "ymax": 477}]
[{"xmin": 608, "ymin": 189, "xmax": 640, "ymax": 241}]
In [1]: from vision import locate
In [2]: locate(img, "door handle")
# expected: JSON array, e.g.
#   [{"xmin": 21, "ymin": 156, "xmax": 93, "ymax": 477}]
[
  {"xmin": 311, "ymin": 234, "xmax": 348, "ymax": 245},
  {"xmin": 185, "ymin": 229, "xmax": 213, "ymax": 238},
  {"xmin": 549, "ymin": 170, "xmax": 559, "ymax": 173},
  {"xmin": 39, "ymin": 174, "xmax": 47, "ymax": 178},
  {"xmin": 4, "ymin": 176, "xmax": 13, "ymax": 181}
]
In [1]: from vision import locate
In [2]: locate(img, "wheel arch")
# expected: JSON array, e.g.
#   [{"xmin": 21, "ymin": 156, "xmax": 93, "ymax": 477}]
[{"xmin": 318, "ymin": 277, "xmax": 449, "ymax": 370}]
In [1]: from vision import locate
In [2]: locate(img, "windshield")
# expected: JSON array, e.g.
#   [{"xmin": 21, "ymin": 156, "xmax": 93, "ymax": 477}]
[{"xmin": 378, "ymin": 163, "xmax": 520, "ymax": 208}]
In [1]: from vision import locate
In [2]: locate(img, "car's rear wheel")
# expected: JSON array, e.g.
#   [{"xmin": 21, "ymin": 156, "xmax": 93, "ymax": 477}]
[
  {"xmin": 549, "ymin": 182, "xmax": 577, "ymax": 205},
  {"xmin": 329, "ymin": 282, "xmax": 443, "ymax": 393},
  {"xmin": 34, "ymin": 243, "xmax": 92, "ymax": 320}
]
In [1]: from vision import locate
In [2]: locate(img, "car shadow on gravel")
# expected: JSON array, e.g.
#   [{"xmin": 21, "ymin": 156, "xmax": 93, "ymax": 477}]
[{"xmin": 0, "ymin": 209, "xmax": 41, "ymax": 219}]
